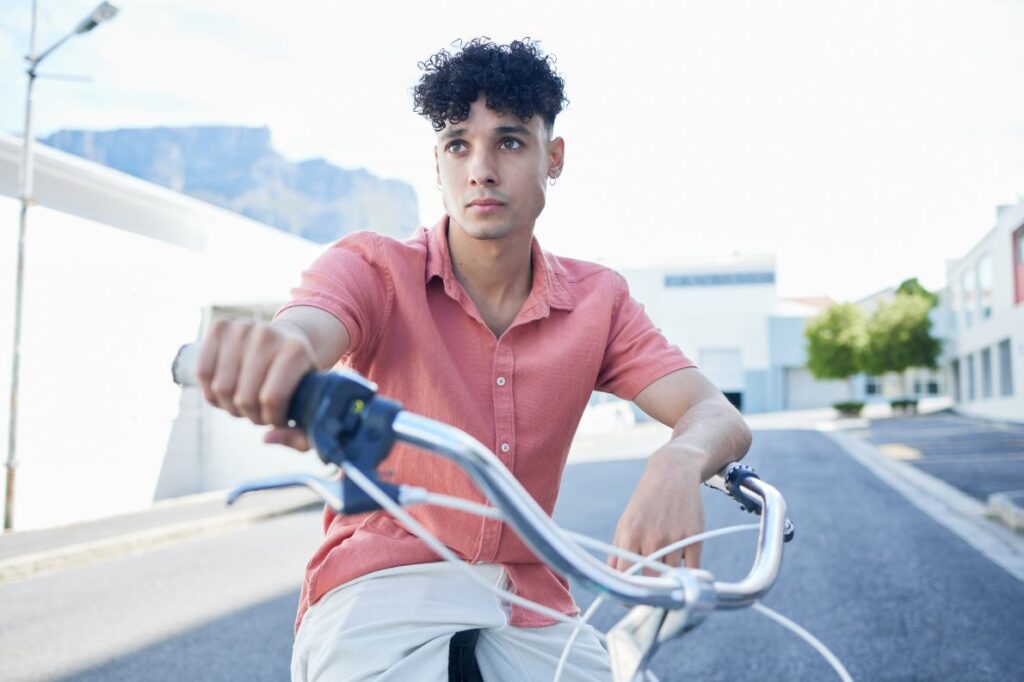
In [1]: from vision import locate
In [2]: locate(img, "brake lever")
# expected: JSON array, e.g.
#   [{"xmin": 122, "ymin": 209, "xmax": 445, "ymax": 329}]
[{"xmin": 227, "ymin": 473, "xmax": 345, "ymax": 512}]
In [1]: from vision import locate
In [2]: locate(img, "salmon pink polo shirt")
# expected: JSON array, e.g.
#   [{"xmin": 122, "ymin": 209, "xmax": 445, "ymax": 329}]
[{"xmin": 277, "ymin": 216, "xmax": 694, "ymax": 632}]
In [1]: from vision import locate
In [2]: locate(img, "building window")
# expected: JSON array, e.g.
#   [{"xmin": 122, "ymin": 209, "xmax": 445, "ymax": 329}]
[
  {"xmin": 951, "ymin": 358, "xmax": 961, "ymax": 403},
  {"xmin": 865, "ymin": 375, "xmax": 882, "ymax": 395},
  {"xmin": 981, "ymin": 347, "xmax": 993, "ymax": 399},
  {"xmin": 1014, "ymin": 226, "xmax": 1024, "ymax": 305},
  {"xmin": 977, "ymin": 254, "xmax": 993, "ymax": 320},
  {"xmin": 910, "ymin": 370, "xmax": 940, "ymax": 396},
  {"xmin": 960, "ymin": 269, "xmax": 974, "ymax": 328},
  {"xmin": 966, "ymin": 354, "xmax": 976, "ymax": 401},
  {"xmin": 664, "ymin": 272, "xmax": 775, "ymax": 287},
  {"xmin": 999, "ymin": 338, "xmax": 1014, "ymax": 397}
]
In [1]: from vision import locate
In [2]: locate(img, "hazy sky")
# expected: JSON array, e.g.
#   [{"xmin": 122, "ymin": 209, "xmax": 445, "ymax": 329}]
[{"xmin": 2, "ymin": 0, "xmax": 1022, "ymax": 302}]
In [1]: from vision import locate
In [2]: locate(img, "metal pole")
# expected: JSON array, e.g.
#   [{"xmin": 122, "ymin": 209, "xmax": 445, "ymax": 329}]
[{"xmin": 5, "ymin": 0, "xmax": 40, "ymax": 532}]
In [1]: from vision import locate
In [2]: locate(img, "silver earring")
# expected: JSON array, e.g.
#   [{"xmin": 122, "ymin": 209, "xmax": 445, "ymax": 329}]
[{"xmin": 549, "ymin": 178, "xmax": 557, "ymax": 187}]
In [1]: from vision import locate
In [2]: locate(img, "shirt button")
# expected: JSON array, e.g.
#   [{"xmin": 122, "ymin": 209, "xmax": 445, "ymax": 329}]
[
  {"xmin": 496, "ymin": 377, "xmax": 506, "ymax": 386},
  {"xmin": 500, "ymin": 443, "xmax": 510, "ymax": 453}
]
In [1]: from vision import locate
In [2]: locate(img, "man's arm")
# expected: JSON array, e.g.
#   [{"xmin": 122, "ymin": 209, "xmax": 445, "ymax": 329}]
[
  {"xmin": 197, "ymin": 305, "xmax": 351, "ymax": 451},
  {"xmin": 607, "ymin": 367, "xmax": 752, "ymax": 572},
  {"xmin": 633, "ymin": 367, "xmax": 752, "ymax": 480}
]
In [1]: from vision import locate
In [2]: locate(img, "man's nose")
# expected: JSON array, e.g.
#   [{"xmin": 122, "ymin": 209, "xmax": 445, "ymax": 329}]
[{"xmin": 467, "ymin": 148, "xmax": 499, "ymax": 186}]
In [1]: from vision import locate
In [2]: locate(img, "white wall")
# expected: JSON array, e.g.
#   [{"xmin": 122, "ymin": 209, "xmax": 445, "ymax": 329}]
[
  {"xmin": 784, "ymin": 367, "xmax": 850, "ymax": 410},
  {"xmin": 0, "ymin": 136, "xmax": 331, "ymax": 529},
  {"xmin": 622, "ymin": 258, "xmax": 778, "ymax": 374},
  {"xmin": 947, "ymin": 199, "xmax": 1024, "ymax": 423},
  {"xmin": 0, "ymin": 199, "xmax": 199, "ymax": 527}
]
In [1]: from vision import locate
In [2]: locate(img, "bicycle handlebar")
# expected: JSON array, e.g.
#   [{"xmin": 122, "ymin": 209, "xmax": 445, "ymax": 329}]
[{"xmin": 172, "ymin": 342, "xmax": 792, "ymax": 660}]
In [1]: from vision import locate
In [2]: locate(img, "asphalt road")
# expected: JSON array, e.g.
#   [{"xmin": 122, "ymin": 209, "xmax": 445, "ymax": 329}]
[{"xmin": 3, "ymin": 428, "xmax": 1023, "ymax": 681}]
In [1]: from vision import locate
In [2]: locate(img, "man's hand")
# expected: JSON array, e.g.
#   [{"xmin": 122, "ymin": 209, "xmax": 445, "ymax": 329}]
[
  {"xmin": 196, "ymin": 318, "xmax": 317, "ymax": 451},
  {"xmin": 607, "ymin": 449, "xmax": 705, "ymax": 575},
  {"xmin": 612, "ymin": 368, "xmax": 753, "ymax": 575},
  {"xmin": 195, "ymin": 306, "xmax": 351, "ymax": 451}
]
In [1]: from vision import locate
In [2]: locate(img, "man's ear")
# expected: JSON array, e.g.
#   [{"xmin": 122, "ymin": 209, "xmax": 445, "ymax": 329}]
[
  {"xmin": 547, "ymin": 136, "xmax": 565, "ymax": 179},
  {"xmin": 434, "ymin": 146, "xmax": 441, "ymax": 185}
]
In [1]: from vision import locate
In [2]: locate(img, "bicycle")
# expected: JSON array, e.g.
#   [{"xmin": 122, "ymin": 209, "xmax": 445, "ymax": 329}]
[{"xmin": 172, "ymin": 343, "xmax": 852, "ymax": 682}]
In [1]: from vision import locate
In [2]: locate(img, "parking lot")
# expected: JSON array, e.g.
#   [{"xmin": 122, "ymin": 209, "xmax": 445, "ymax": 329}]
[{"xmin": 850, "ymin": 410, "xmax": 1024, "ymax": 502}]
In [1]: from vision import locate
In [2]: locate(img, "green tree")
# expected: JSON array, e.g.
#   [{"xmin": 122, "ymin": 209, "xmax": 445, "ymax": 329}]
[
  {"xmin": 895, "ymin": 277, "xmax": 939, "ymax": 308},
  {"xmin": 861, "ymin": 293, "xmax": 942, "ymax": 395},
  {"xmin": 804, "ymin": 303, "xmax": 867, "ymax": 399}
]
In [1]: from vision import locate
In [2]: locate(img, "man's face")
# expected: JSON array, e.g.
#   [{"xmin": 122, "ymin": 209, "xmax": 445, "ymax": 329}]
[{"xmin": 435, "ymin": 97, "xmax": 564, "ymax": 241}]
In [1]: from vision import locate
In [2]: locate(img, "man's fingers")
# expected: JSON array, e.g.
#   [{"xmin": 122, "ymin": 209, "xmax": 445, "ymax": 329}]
[
  {"xmin": 260, "ymin": 341, "xmax": 314, "ymax": 426},
  {"xmin": 683, "ymin": 540, "xmax": 702, "ymax": 569},
  {"xmin": 619, "ymin": 539, "xmax": 689, "ymax": 576},
  {"xmin": 264, "ymin": 426, "xmax": 310, "ymax": 452},
  {"xmin": 662, "ymin": 548, "xmax": 684, "ymax": 570},
  {"xmin": 236, "ymin": 332, "xmax": 276, "ymax": 424},
  {"xmin": 608, "ymin": 530, "xmax": 630, "ymax": 573},
  {"xmin": 196, "ymin": 319, "xmax": 228, "ymax": 405},
  {"xmin": 210, "ymin": 323, "xmax": 251, "ymax": 417}
]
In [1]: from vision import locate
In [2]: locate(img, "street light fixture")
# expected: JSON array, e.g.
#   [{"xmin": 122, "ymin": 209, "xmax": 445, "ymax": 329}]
[
  {"xmin": 75, "ymin": 2, "xmax": 120, "ymax": 34},
  {"xmin": 4, "ymin": 1, "xmax": 120, "ymax": 531}
]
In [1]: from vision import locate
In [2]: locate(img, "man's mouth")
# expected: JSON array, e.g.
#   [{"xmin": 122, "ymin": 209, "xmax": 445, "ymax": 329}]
[{"xmin": 467, "ymin": 198, "xmax": 506, "ymax": 213}]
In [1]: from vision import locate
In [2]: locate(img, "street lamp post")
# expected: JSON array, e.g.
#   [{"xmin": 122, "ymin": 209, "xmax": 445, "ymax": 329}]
[{"xmin": 4, "ymin": 1, "xmax": 119, "ymax": 531}]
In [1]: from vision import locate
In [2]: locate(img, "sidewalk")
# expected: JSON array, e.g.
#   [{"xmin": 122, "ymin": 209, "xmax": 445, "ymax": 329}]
[{"xmin": 0, "ymin": 486, "xmax": 321, "ymax": 585}]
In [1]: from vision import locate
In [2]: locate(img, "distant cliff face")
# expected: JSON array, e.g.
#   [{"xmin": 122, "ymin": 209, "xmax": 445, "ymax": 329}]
[{"xmin": 41, "ymin": 126, "xmax": 419, "ymax": 243}]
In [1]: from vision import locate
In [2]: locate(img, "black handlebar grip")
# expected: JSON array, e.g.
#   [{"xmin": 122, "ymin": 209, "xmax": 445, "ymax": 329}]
[{"xmin": 286, "ymin": 372, "xmax": 323, "ymax": 432}]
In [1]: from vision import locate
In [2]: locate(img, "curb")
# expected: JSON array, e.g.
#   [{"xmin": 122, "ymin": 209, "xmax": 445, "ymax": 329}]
[
  {"xmin": 988, "ymin": 491, "xmax": 1024, "ymax": 532},
  {"xmin": 950, "ymin": 407, "xmax": 1024, "ymax": 431},
  {"xmin": 821, "ymin": 428, "xmax": 1024, "ymax": 582},
  {"xmin": 0, "ymin": 494, "xmax": 320, "ymax": 586}
]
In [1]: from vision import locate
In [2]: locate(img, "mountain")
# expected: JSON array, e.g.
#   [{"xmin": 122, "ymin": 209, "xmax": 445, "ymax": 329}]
[{"xmin": 41, "ymin": 126, "xmax": 419, "ymax": 243}]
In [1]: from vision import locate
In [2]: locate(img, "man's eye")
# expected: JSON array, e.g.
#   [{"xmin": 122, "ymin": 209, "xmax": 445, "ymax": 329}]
[
  {"xmin": 446, "ymin": 141, "xmax": 466, "ymax": 153},
  {"xmin": 500, "ymin": 138, "xmax": 522, "ymax": 150}
]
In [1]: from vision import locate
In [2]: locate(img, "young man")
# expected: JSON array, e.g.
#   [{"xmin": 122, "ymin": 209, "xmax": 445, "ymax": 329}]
[{"xmin": 197, "ymin": 38, "xmax": 751, "ymax": 681}]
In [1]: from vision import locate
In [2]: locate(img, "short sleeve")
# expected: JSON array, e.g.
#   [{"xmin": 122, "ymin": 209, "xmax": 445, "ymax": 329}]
[
  {"xmin": 274, "ymin": 231, "xmax": 391, "ymax": 358},
  {"xmin": 595, "ymin": 274, "xmax": 695, "ymax": 400}
]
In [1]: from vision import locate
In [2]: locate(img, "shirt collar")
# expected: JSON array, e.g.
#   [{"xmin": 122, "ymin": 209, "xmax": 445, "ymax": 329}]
[{"xmin": 424, "ymin": 215, "xmax": 574, "ymax": 315}]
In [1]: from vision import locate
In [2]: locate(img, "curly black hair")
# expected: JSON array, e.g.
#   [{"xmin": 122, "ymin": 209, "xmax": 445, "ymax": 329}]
[{"xmin": 412, "ymin": 38, "xmax": 568, "ymax": 134}]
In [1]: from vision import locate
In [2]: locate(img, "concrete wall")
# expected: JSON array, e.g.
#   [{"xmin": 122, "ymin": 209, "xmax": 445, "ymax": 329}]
[{"xmin": 0, "ymin": 136, "xmax": 330, "ymax": 529}]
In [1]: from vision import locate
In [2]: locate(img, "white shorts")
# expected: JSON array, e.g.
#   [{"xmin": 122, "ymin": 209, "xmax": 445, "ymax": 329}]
[{"xmin": 291, "ymin": 561, "xmax": 613, "ymax": 681}]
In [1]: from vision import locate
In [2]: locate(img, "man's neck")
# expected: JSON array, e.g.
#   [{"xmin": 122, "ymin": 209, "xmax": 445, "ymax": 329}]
[{"xmin": 446, "ymin": 219, "xmax": 534, "ymax": 311}]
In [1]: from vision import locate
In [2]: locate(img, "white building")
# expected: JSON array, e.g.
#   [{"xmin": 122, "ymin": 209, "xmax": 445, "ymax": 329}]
[
  {"xmin": 765, "ymin": 297, "xmax": 851, "ymax": 411},
  {"xmin": 0, "ymin": 135, "xmax": 330, "ymax": 530},
  {"xmin": 622, "ymin": 254, "xmax": 779, "ymax": 413},
  {"xmin": 618, "ymin": 257, "xmax": 952, "ymax": 415},
  {"xmin": 946, "ymin": 199, "xmax": 1024, "ymax": 422}
]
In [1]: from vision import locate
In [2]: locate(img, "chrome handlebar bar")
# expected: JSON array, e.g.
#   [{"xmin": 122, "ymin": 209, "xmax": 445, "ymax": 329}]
[{"xmin": 393, "ymin": 411, "xmax": 789, "ymax": 611}]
